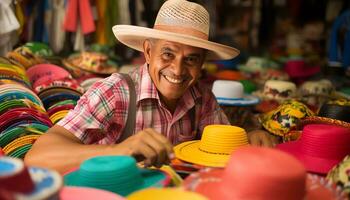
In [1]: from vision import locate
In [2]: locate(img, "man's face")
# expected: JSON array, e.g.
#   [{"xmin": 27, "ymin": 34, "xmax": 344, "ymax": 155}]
[{"xmin": 143, "ymin": 39, "xmax": 205, "ymax": 104}]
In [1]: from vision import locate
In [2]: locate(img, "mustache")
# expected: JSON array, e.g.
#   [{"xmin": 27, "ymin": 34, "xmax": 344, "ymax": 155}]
[{"xmin": 160, "ymin": 70, "xmax": 191, "ymax": 80}]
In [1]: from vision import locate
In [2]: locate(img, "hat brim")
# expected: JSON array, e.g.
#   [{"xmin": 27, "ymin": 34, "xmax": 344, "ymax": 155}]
[
  {"xmin": 174, "ymin": 141, "xmax": 244, "ymax": 167},
  {"xmin": 60, "ymin": 186, "xmax": 125, "ymax": 200},
  {"xmin": 277, "ymin": 142, "xmax": 341, "ymax": 174},
  {"xmin": 183, "ymin": 168, "xmax": 345, "ymax": 200},
  {"xmin": 216, "ymin": 94, "xmax": 260, "ymax": 106},
  {"xmin": 16, "ymin": 167, "xmax": 62, "ymax": 199},
  {"xmin": 112, "ymin": 25, "xmax": 240, "ymax": 61},
  {"xmin": 64, "ymin": 168, "xmax": 168, "ymax": 196},
  {"xmin": 301, "ymin": 116, "xmax": 350, "ymax": 129}
]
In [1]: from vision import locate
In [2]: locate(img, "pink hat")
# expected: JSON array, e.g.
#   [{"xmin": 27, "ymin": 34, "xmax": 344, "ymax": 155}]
[
  {"xmin": 60, "ymin": 186, "xmax": 125, "ymax": 200},
  {"xmin": 284, "ymin": 59, "xmax": 320, "ymax": 78},
  {"xmin": 277, "ymin": 124, "xmax": 350, "ymax": 174},
  {"xmin": 26, "ymin": 64, "xmax": 71, "ymax": 88},
  {"xmin": 183, "ymin": 146, "xmax": 345, "ymax": 200}
]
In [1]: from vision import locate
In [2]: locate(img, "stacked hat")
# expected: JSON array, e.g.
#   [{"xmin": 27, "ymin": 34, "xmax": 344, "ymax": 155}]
[
  {"xmin": 211, "ymin": 80, "xmax": 259, "ymax": 106},
  {"xmin": 0, "ymin": 62, "xmax": 31, "ymax": 89},
  {"xmin": 260, "ymin": 100, "xmax": 314, "ymax": 140},
  {"xmin": 64, "ymin": 156, "xmax": 170, "ymax": 196},
  {"xmin": 26, "ymin": 63, "xmax": 83, "ymax": 124},
  {"xmin": 327, "ymin": 155, "xmax": 350, "ymax": 195},
  {"xmin": 183, "ymin": 146, "xmax": 346, "ymax": 200},
  {"xmin": 253, "ymin": 80, "xmax": 298, "ymax": 113},
  {"xmin": 237, "ymin": 57, "xmax": 279, "ymax": 74},
  {"xmin": 6, "ymin": 43, "xmax": 49, "ymax": 69},
  {"xmin": 62, "ymin": 52, "xmax": 118, "ymax": 78},
  {"xmin": 0, "ymin": 156, "xmax": 62, "ymax": 199},
  {"xmin": 299, "ymin": 79, "xmax": 334, "ymax": 108},
  {"xmin": 0, "ymin": 84, "xmax": 52, "ymax": 158},
  {"xmin": 174, "ymin": 125, "xmax": 249, "ymax": 167},
  {"xmin": 277, "ymin": 124, "xmax": 350, "ymax": 174},
  {"xmin": 301, "ymin": 99, "xmax": 350, "ymax": 129}
]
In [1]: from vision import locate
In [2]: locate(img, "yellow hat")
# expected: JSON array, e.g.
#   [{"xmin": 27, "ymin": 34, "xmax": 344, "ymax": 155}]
[
  {"xmin": 174, "ymin": 125, "xmax": 248, "ymax": 167},
  {"xmin": 127, "ymin": 188, "xmax": 207, "ymax": 200}
]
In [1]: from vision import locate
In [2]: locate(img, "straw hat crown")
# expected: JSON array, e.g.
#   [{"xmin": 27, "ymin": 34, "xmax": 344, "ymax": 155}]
[{"xmin": 154, "ymin": 0, "xmax": 209, "ymax": 39}]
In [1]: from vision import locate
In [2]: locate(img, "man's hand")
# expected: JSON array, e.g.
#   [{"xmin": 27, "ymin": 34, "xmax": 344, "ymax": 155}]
[
  {"xmin": 119, "ymin": 128, "xmax": 173, "ymax": 168},
  {"xmin": 247, "ymin": 130, "xmax": 281, "ymax": 147}
]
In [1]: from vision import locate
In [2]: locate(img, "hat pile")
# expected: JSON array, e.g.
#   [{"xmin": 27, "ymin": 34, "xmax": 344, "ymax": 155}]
[
  {"xmin": 0, "ymin": 83, "xmax": 52, "ymax": 158},
  {"xmin": 0, "ymin": 62, "xmax": 31, "ymax": 89},
  {"xmin": 6, "ymin": 42, "xmax": 49, "ymax": 69},
  {"xmin": 26, "ymin": 63, "xmax": 83, "ymax": 124}
]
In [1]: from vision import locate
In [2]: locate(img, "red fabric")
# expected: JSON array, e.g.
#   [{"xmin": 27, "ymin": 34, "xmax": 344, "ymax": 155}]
[{"xmin": 63, "ymin": 0, "xmax": 96, "ymax": 34}]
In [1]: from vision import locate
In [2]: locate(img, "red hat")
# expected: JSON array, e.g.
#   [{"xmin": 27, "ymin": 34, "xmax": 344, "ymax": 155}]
[
  {"xmin": 183, "ymin": 146, "xmax": 345, "ymax": 200},
  {"xmin": 277, "ymin": 124, "xmax": 350, "ymax": 174}
]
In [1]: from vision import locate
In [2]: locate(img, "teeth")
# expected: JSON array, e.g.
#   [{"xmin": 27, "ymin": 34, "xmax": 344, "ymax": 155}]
[{"xmin": 164, "ymin": 75, "xmax": 183, "ymax": 84}]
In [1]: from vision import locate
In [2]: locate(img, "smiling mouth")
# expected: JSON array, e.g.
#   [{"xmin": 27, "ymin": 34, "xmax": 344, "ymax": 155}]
[{"xmin": 163, "ymin": 75, "xmax": 185, "ymax": 84}]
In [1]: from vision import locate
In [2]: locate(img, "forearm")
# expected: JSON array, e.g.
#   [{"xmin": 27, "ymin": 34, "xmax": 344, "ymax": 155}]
[{"xmin": 24, "ymin": 126, "xmax": 132, "ymax": 174}]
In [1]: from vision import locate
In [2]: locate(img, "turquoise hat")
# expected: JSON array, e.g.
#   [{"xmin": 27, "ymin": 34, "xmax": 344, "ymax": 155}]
[{"xmin": 64, "ymin": 156, "xmax": 169, "ymax": 196}]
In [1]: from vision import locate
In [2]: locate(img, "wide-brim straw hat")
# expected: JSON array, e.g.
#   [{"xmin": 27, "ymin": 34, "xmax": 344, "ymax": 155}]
[
  {"xmin": 112, "ymin": 0, "xmax": 239, "ymax": 61},
  {"xmin": 183, "ymin": 146, "xmax": 347, "ymax": 200},
  {"xmin": 174, "ymin": 125, "xmax": 249, "ymax": 167}
]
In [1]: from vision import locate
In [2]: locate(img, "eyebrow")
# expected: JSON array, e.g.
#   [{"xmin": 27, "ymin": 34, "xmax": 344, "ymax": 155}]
[{"xmin": 160, "ymin": 47, "xmax": 203, "ymax": 58}]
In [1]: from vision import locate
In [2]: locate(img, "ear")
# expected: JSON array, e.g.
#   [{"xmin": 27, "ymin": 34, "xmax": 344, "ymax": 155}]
[{"xmin": 143, "ymin": 40, "xmax": 152, "ymax": 64}]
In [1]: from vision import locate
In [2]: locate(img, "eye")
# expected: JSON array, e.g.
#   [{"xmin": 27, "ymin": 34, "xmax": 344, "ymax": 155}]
[
  {"xmin": 185, "ymin": 56, "xmax": 200, "ymax": 65},
  {"xmin": 161, "ymin": 52, "xmax": 174, "ymax": 60}
]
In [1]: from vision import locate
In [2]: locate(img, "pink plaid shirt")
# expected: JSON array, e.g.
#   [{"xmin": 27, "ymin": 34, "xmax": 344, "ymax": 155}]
[{"xmin": 57, "ymin": 64, "xmax": 229, "ymax": 145}]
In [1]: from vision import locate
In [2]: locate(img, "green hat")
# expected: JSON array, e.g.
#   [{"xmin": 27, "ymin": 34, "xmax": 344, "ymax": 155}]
[{"xmin": 64, "ymin": 156, "xmax": 169, "ymax": 196}]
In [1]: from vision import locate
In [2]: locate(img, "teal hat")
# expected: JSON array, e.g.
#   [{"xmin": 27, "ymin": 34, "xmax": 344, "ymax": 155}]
[{"xmin": 64, "ymin": 156, "xmax": 169, "ymax": 196}]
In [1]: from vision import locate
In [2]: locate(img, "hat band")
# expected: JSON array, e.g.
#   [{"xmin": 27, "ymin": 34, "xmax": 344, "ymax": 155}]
[
  {"xmin": 198, "ymin": 147, "xmax": 230, "ymax": 155},
  {"xmin": 154, "ymin": 25, "xmax": 208, "ymax": 40}
]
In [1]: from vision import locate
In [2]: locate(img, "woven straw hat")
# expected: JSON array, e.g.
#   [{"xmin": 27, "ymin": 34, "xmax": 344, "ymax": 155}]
[
  {"xmin": 174, "ymin": 125, "xmax": 249, "ymax": 167},
  {"xmin": 112, "ymin": 0, "xmax": 239, "ymax": 61}
]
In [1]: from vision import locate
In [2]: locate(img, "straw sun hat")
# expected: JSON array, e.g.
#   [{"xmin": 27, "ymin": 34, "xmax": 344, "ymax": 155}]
[
  {"xmin": 112, "ymin": 0, "xmax": 239, "ymax": 61},
  {"xmin": 174, "ymin": 125, "xmax": 249, "ymax": 167}
]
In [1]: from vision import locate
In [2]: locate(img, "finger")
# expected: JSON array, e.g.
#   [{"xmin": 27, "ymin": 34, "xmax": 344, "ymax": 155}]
[
  {"xmin": 144, "ymin": 129, "xmax": 174, "ymax": 157},
  {"xmin": 142, "ymin": 132, "xmax": 168, "ymax": 167},
  {"xmin": 133, "ymin": 142, "xmax": 157, "ymax": 167},
  {"xmin": 248, "ymin": 134, "xmax": 260, "ymax": 146}
]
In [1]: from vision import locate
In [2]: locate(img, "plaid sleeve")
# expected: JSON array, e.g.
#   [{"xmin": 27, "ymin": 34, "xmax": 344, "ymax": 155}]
[
  {"xmin": 198, "ymin": 87, "xmax": 230, "ymax": 133},
  {"xmin": 57, "ymin": 74, "xmax": 129, "ymax": 144}
]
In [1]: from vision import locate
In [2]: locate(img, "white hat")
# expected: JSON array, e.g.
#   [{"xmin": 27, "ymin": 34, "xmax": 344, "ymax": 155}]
[
  {"xmin": 212, "ymin": 80, "xmax": 259, "ymax": 106},
  {"xmin": 112, "ymin": 0, "xmax": 239, "ymax": 61}
]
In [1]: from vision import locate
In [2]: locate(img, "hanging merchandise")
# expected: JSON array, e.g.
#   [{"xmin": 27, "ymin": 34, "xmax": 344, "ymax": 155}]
[
  {"xmin": 63, "ymin": 0, "xmax": 96, "ymax": 51},
  {"xmin": 0, "ymin": 0, "xmax": 20, "ymax": 56},
  {"xmin": 328, "ymin": 10, "xmax": 350, "ymax": 69},
  {"xmin": 50, "ymin": 0, "xmax": 66, "ymax": 54}
]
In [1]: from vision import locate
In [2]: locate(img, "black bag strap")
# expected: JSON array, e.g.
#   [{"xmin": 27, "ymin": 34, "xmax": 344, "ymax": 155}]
[{"xmin": 118, "ymin": 73, "xmax": 136, "ymax": 142}]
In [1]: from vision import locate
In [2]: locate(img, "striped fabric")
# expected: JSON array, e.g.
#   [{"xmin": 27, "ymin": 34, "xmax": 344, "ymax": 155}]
[{"xmin": 57, "ymin": 64, "xmax": 229, "ymax": 145}]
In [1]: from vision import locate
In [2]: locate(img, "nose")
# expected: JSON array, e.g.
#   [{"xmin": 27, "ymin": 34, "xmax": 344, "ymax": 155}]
[{"xmin": 170, "ymin": 58, "xmax": 185, "ymax": 76}]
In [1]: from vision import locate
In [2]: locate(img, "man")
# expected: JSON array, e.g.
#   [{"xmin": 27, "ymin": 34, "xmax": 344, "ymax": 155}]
[{"xmin": 25, "ymin": 0, "xmax": 276, "ymax": 174}]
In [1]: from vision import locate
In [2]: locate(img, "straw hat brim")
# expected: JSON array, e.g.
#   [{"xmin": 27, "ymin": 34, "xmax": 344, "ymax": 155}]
[
  {"xmin": 64, "ymin": 168, "xmax": 168, "ymax": 196},
  {"xmin": 183, "ymin": 168, "xmax": 345, "ymax": 200},
  {"xmin": 174, "ymin": 141, "xmax": 236, "ymax": 167},
  {"xmin": 277, "ymin": 142, "xmax": 341, "ymax": 174},
  {"xmin": 216, "ymin": 94, "xmax": 260, "ymax": 106},
  {"xmin": 112, "ymin": 25, "xmax": 240, "ymax": 61}
]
